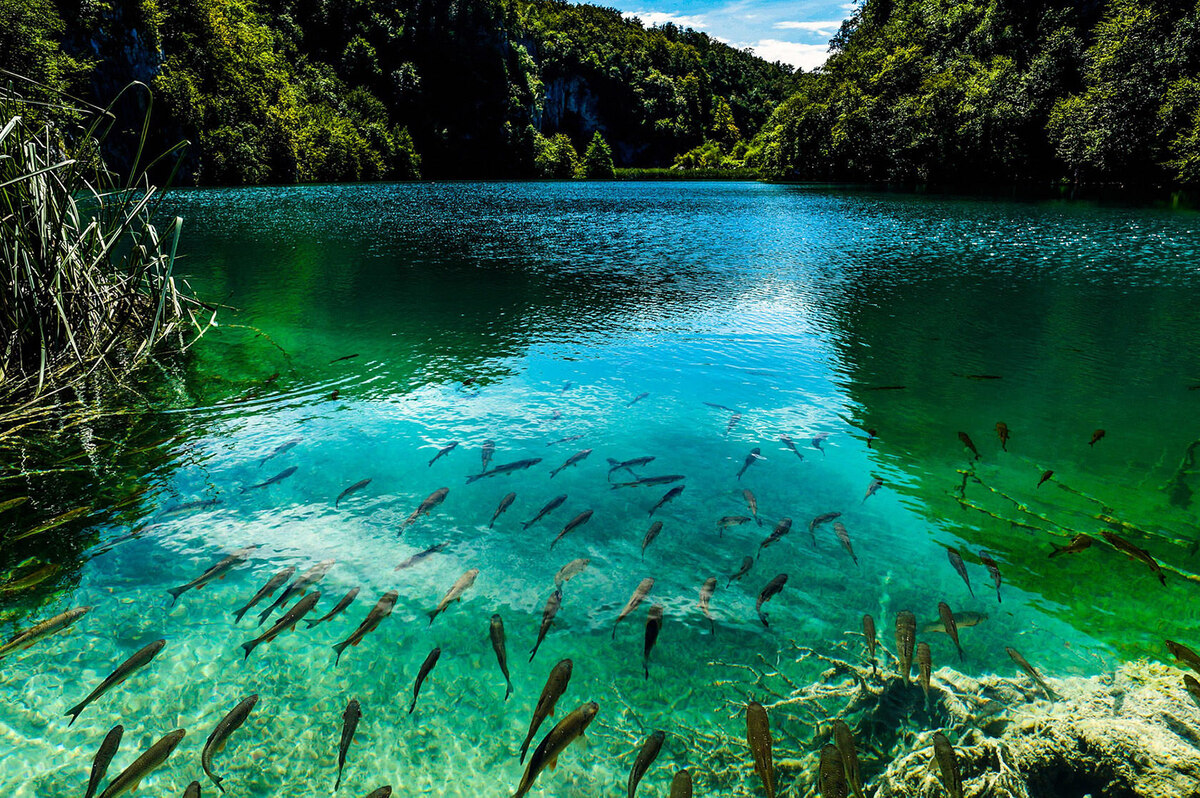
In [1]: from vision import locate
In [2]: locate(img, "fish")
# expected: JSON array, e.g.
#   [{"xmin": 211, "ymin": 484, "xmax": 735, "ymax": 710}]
[
  {"xmin": 331, "ymin": 590, "xmax": 397, "ymax": 664},
  {"xmin": 606, "ymin": 456, "xmax": 655, "ymax": 480},
  {"xmin": 183, "ymin": 781, "xmax": 200, "ymax": 797},
  {"xmin": 96, "ymin": 729, "xmax": 185, "ymax": 798},
  {"xmin": 0, "ymin": 562, "xmax": 59, "ymax": 594},
  {"xmin": 481, "ymin": 439, "xmax": 496, "ymax": 471},
  {"xmin": 746, "ymin": 701, "xmax": 775, "ymax": 798},
  {"xmin": 1186, "ymin": 675, "xmax": 1200, "ymax": 710},
  {"xmin": 946, "ymin": 547, "xmax": 975, "ymax": 597},
  {"xmin": 530, "ymin": 590, "xmax": 563, "ymax": 662},
  {"xmin": 403, "ymin": 487, "xmax": 449, "ymax": 528},
  {"xmin": 628, "ymin": 392, "xmax": 649, "ymax": 407},
  {"xmin": 670, "ymin": 770, "xmax": 693, "ymax": 798},
  {"xmin": 833, "ymin": 522, "xmax": 858, "ymax": 566},
  {"xmin": 717, "ymin": 515, "xmax": 752, "ymax": 536},
  {"xmin": 895, "ymin": 611, "xmax": 915, "ymax": 683},
  {"xmin": 429, "ymin": 568, "xmax": 480, "ymax": 624},
  {"xmin": 523, "ymin": 495, "xmax": 568, "ymax": 530},
  {"xmin": 818, "ymin": 744, "xmax": 848, "ymax": 798},
  {"xmin": 756, "ymin": 573, "xmax": 788, "ymax": 627},
  {"xmin": 641, "ymin": 521, "xmax": 664, "ymax": 557},
  {"xmin": 1101, "ymin": 531, "xmax": 1166, "ymax": 585},
  {"xmin": 241, "ymin": 592, "xmax": 321, "ymax": 660},
  {"xmin": 168, "ymin": 545, "xmax": 259, "ymax": 607},
  {"xmin": 467, "ymin": 458, "xmax": 544, "ymax": 483},
  {"xmin": 335, "ymin": 478, "xmax": 372, "ymax": 507},
  {"xmin": 1166, "ymin": 640, "xmax": 1200, "ymax": 674},
  {"xmin": 938, "ymin": 601, "xmax": 964, "ymax": 660},
  {"xmin": 0, "ymin": 605, "xmax": 91, "ymax": 659},
  {"xmin": 202, "ymin": 694, "xmax": 258, "ymax": 793},
  {"xmin": 561, "ymin": 381, "xmax": 573, "ymax": 392},
  {"xmin": 258, "ymin": 560, "xmax": 335, "ymax": 625},
  {"xmin": 330, "ymin": 353, "xmax": 358, "ymax": 363},
  {"xmin": 329, "ymin": 389, "xmax": 340, "ymax": 400},
  {"xmin": 551, "ymin": 510, "xmax": 593, "ymax": 549},
  {"xmin": 812, "ymin": 433, "xmax": 829, "ymax": 455},
  {"xmin": 243, "ymin": 466, "xmax": 297, "ymax": 491},
  {"xmin": 554, "ymin": 558, "xmax": 590, "ymax": 589},
  {"xmin": 649, "ymin": 485, "xmax": 684, "ymax": 516},
  {"xmin": 725, "ymin": 413, "xmax": 742, "ymax": 434},
  {"xmin": 737, "ymin": 448, "xmax": 763, "ymax": 480},
  {"xmin": 490, "ymin": 492, "xmax": 517, "ymax": 528},
  {"xmin": 918, "ymin": 642, "xmax": 932, "ymax": 699},
  {"xmin": 395, "ymin": 542, "xmax": 449, "ymax": 571},
  {"xmin": 979, "ymin": 551, "xmax": 1003, "ymax": 602},
  {"xmin": 364, "ymin": 788, "xmax": 392, "ymax": 798},
  {"xmin": 1049, "ymin": 533, "xmax": 1093, "ymax": 558},
  {"xmin": 832, "ymin": 719, "xmax": 864, "ymax": 798},
  {"xmin": 955, "ymin": 373, "xmax": 1001, "ymax": 380},
  {"xmin": 159, "ymin": 498, "xmax": 222, "ymax": 518},
  {"xmin": 428, "ymin": 441, "xmax": 459, "ymax": 466},
  {"xmin": 757, "ymin": 518, "xmax": 793, "ymax": 558},
  {"xmin": 613, "ymin": 578, "xmax": 655, "ymax": 639},
  {"xmin": 307, "ymin": 587, "xmax": 360, "ymax": 629},
  {"xmin": 518, "ymin": 658, "xmax": 574, "ymax": 763},
  {"xmin": 866, "ymin": 428, "xmax": 877, "ymax": 448},
  {"xmin": 551, "ymin": 449, "xmax": 592, "ymax": 478},
  {"xmin": 862, "ymin": 478, "xmax": 882, "ymax": 502},
  {"xmin": 85, "ymin": 724, "xmax": 124, "ymax": 798},
  {"xmin": 932, "ymin": 732, "xmax": 962, "ymax": 798},
  {"xmin": 611, "ymin": 475, "xmax": 686, "ymax": 489},
  {"xmin": 66, "ymin": 640, "xmax": 167, "ymax": 726},
  {"xmin": 699, "ymin": 577, "xmax": 717, "ymax": 634},
  {"xmin": 233, "ymin": 567, "xmax": 295, "ymax": 624},
  {"xmin": 922, "ymin": 611, "xmax": 988, "ymax": 634},
  {"xmin": 335, "ymin": 698, "xmax": 361, "ymax": 790},
  {"xmin": 490, "ymin": 614, "xmax": 513, "ymax": 699},
  {"xmin": 728, "ymin": 556, "xmax": 754, "ymax": 587},
  {"xmin": 779, "ymin": 435, "xmax": 804, "ymax": 460},
  {"xmin": 1037, "ymin": 469, "xmax": 1054, "ymax": 488},
  {"xmin": 628, "ymin": 729, "xmax": 665, "ymax": 796},
  {"xmin": 409, "ymin": 647, "xmax": 441, "ymax": 714},
  {"xmin": 259, "ymin": 438, "xmax": 300, "ymax": 467},
  {"xmin": 995, "ymin": 422, "xmax": 1010, "ymax": 451},
  {"xmin": 744, "ymin": 489, "xmax": 761, "ymax": 525},
  {"xmin": 862, "ymin": 615, "xmax": 877, "ymax": 672},
  {"xmin": 548, "ymin": 434, "xmax": 584, "ymax": 447},
  {"xmin": 642, "ymin": 605, "xmax": 664, "ymax": 679},
  {"xmin": 808, "ymin": 512, "xmax": 841, "ymax": 547},
  {"xmin": 957, "ymin": 432, "xmax": 980, "ymax": 460},
  {"xmin": 1006, "ymin": 646, "xmax": 1057, "ymax": 700},
  {"xmin": 0, "ymin": 496, "xmax": 29, "ymax": 514},
  {"xmin": 512, "ymin": 701, "xmax": 599, "ymax": 798},
  {"xmin": 704, "ymin": 401, "xmax": 736, "ymax": 412},
  {"xmin": 1089, "ymin": 428, "xmax": 1106, "ymax": 446}
]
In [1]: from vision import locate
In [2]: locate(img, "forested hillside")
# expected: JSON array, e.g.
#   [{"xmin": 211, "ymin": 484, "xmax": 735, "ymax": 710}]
[
  {"xmin": 0, "ymin": 0, "xmax": 799, "ymax": 182},
  {"xmin": 748, "ymin": 0, "xmax": 1200, "ymax": 188}
]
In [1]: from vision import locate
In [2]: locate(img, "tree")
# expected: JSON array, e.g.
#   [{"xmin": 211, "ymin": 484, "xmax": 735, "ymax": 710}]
[{"xmin": 580, "ymin": 130, "xmax": 615, "ymax": 178}]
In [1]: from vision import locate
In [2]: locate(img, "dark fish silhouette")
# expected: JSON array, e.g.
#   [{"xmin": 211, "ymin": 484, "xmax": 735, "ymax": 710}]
[
  {"xmin": 811, "ymin": 433, "xmax": 829, "ymax": 455},
  {"xmin": 744, "ymin": 488, "xmax": 761, "ymax": 525},
  {"xmin": 833, "ymin": 522, "xmax": 858, "ymax": 566},
  {"xmin": 66, "ymin": 640, "xmax": 167, "ymax": 726},
  {"xmin": 481, "ymin": 439, "xmax": 496, "ymax": 471},
  {"xmin": 938, "ymin": 601, "xmax": 964, "ymax": 660},
  {"xmin": 554, "ymin": 558, "xmax": 590, "ymax": 588},
  {"xmin": 698, "ymin": 577, "xmax": 717, "ymax": 634},
  {"xmin": 243, "ymin": 466, "xmax": 297, "ymax": 491},
  {"xmin": 428, "ymin": 441, "xmax": 458, "ymax": 466},
  {"xmin": 779, "ymin": 435, "xmax": 804, "ymax": 460},
  {"xmin": 168, "ymin": 545, "xmax": 258, "ymax": 606},
  {"xmin": 307, "ymin": 586, "xmax": 360, "ymax": 629},
  {"xmin": 648, "ymin": 486, "xmax": 684, "ymax": 516},
  {"xmin": 512, "ymin": 701, "xmax": 598, "ymax": 798},
  {"xmin": 85, "ymin": 725, "xmax": 124, "ymax": 798},
  {"xmin": 918, "ymin": 642, "xmax": 932, "ymax": 699},
  {"xmin": 641, "ymin": 521, "xmax": 663, "ymax": 557},
  {"xmin": 746, "ymin": 701, "xmax": 775, "ymax": 798},
  {"xmin": 395, "ymin": 542, "xmax": 448, "ymax": 571},
  {"xmin": 808, "ymin": 512, "xmax": 841, "ymax": 547},
  {"xmin": 717, "ymin": 515, "xmax": 752, "ymax": 536},
  {"xmin": 548, "ymin": 434, "xmax": 583, "ymax": 447},
  {"xmin": 258, "ymin": 560, "xmax": 334, "ymax": 625},
  {"xmin": 862, "ymin": 478, "xmax": 882, "ymax": 502},
  {"xmin": 737, "ymin": 448, "xmax": 763, "ymax": 480},
  {"xmin": 613, "ymin": 578, "xmax": 654, "ymax": 639},
  {"xmin": 957, "ymin": 432, "xmax": 980, "ymax": 460},
  {"xmin": 332, "ymin": 590, "xmax": 397, "ymax": 664},
  {"xmin": 862, "ymin": 615, "xmax": 877, "ymax": 673},
  {"xmin": 756, "ymin": 573, "xmax": 788, "ymax": 627},
  {"xmin": 1049, "ymin": 533, "xmax": 1092, "ymax": 558},
  {"xmin": 518, "ymin": 658, "xmax": 573, "ymax": 764},
  {"xmin": 757, "ymin": 518, "xmax": 792, "ymax": 558},
  {"xmin": 611, "ymin": 475, "xmax": 685, "ymax": 489},
  {"xmin": 203, "ymin": 694, "xmax": 258, "ymax": 793},
  {"xmin": 728, "ymin": 555, "xmax": 753, "ymax": 587},
  {"xmin": 606, "ymin": 456, "xmax": 655, "ymax": 480},
  {"xmin": 409, "ymin": 647, "xmax": 441, "ymax": 714},
  {"xmin": 490, "ymin": 614, "xmax": 513, "ymax": 699},
  {"xmin": 242, "ymin": 592, "xmax": 320, "ymax": 660},
  {"xmin": 922, "ymin": 611, "xmax": 988, "ymax": 634},
  {"xmin": 335, "ymin": 698, "xmax": 361, "ymax": 790},
  {"xmin": 895, "ymin": 611, "xmax": 915, "ymax": 682},
  {"xmin": 466, "ymin": 458, "xmax": 543, "ymax": 483},
  {"xmin": 818, "ymin": 744, "xmax": 848, "ymax": 798},
  {"xmin": 627, "ymin": 392, "xmax": 649, "ymax": 407},
  {"xmin": 490, "ymin": 492, "xmax": 516, "ymax": 528},
  {"xmin": 725, "ymin": 413, "xmax": 742, "ymax": 434},
  {"xmin": 995, "ymin": 422, "xmax": 1010, "ymax": 451},
  {"xmin": 1101, "ymin": 531, "xmax": 1166, "ymax": 585},
  {"xmin": 704, "ymin": 402, "xmax": 736, "ymax": 412},
  {"xmin": 1006, "ymin": 646, "xmax": 1057, "ymax": 700},
  {"xmin": 330, "ymin": 353, "xmax": 358, "ymax": 363},
  {"xmin": 429, "ymin": 569, "xmax": 479, "ymax": 624},
  {"xmin": 1166, "ymin": 640, "xmax": 1200, "ymax": 674},
  {"xmin": 932, "ymin": 733, "xmax": 963, "ymax": 798},
  {"xmin": 628, "ymin": 729, "xmax": 665, "ymax": 795},
  {"xmin": 1037, "ymin": 469, "xmax": 1054, "ymax": 488},
  {"xmin": 259, "ymin": 438, "xmax": 300, "ymax": 467},
  {"xmin": 946, "ymin": 547, "xmax": 975, "ymax": 597},
  {"xmin": 530, "ymin": 590, "xmax": 563, "ymax": 662},
  {"xmin": 1089, "ymin": 429, "xmax": 1106, "ymax": 447},
  {"xmin": 233, "ymin": 567, "xmax": 294, "ymax": 624},
  {"xmin": 551, "ymin": 449, "xmax": 592, "ymax": 478},
  {"xmin": 670, "ymin": 770, "xmax": 693, "ymax": 798},
  {"xmin": 404, "ymin": 487, "xmax": 449, "ymax": 528},
  {"xmin": 96, "ymin": 729, "xmax": 185, "ymax": 798},
  {"xmin": 642, "ymin": 605, "xmax": 664, "ymax": 679},
  {"xmin": 979, "ymin": 551, "xmax": 1002, "ymax": 602},
  {"xmin": 551, "ymin": 510, "xmax": 593, "ymax": 549},
  {"xmin": 832, "ymin": 719, "xmax": 864, "ymax": 798},
  {"xmin": 335, "ymin": 479, "xmax": 371, "ymax": 507},
  {"xmin": 524, "ymin": 495, "xmax": 567, "ymax": 530}
]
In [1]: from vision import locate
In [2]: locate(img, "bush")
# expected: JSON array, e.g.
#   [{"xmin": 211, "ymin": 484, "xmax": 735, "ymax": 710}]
[{"xmin": 579, "ymin": 130, "xmax": 615, "ymax": 178}]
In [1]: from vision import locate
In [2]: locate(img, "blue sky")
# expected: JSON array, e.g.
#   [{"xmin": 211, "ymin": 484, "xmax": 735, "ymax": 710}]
[{"xmin": 614, "ymin": 0, "xmax": 859, "ymax": 70}]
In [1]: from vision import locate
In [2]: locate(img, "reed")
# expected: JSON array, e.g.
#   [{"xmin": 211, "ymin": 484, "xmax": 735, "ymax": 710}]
[{"xmin": 0, "ymin": 73, "xmax": 212, "ymax": 401}]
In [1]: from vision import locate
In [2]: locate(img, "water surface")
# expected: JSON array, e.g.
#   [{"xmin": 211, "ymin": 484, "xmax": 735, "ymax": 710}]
[{"xmin": 2, "ymin": 182, "xmax": 1199, "ymax": 796}]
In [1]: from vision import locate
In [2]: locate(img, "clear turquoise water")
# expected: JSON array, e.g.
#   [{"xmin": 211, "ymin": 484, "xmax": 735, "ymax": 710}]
[{"xmin": 2, "ymin": 182, "xmax": 1200, "ymax": 796}]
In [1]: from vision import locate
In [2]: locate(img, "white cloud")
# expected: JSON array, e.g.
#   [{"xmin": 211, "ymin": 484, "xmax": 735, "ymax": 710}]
[
  {"xmin": 743, "ymin": 39, "xmax": 831, "ymax": 71},
  {"xmin": 840, "ymin": 2, "xmax": 859, "ymax": 10},
  {"xmin": 774, "ymin": 19, "xmax": 843, "ymax": 36},
  {"xmin": 622, "ymin": 10, "xmax": 708, "ymax": 29}
]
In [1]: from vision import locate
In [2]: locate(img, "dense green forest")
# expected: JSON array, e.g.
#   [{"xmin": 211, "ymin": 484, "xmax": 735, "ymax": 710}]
[
  {"xmin": 0, "ymin": 0, "xmax": 798, "ymax": 182},
  {"xmin": 747, "ymin": 0, "xmax": 1200, "ymax": 188}
]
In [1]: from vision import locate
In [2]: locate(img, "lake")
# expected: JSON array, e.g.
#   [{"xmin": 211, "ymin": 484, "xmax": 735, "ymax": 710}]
[{"xmin": 1, "ymin": 181, "xmax": 1199, "ymax": 796}]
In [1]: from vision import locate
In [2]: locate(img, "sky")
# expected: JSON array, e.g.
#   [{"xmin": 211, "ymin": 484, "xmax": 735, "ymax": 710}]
[{"xmin": 615, "ymin": 0, "xmax": 858, "ymax": 71}]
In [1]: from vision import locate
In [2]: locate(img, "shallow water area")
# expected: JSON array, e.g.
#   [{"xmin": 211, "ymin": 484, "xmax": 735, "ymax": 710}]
[{"xmin": 2, "ymin": 182, "xmax": 1200, "ymax": 796}]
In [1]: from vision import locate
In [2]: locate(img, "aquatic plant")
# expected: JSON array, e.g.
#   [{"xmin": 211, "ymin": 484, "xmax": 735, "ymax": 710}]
[{"xmin": 0, "ymin": 72, "xmax": 212, "ymax": 399}]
